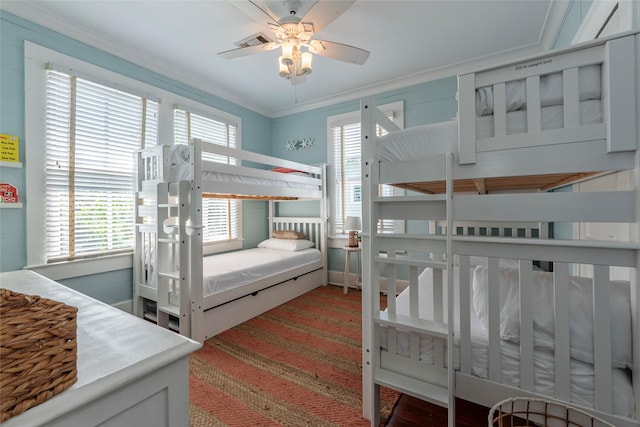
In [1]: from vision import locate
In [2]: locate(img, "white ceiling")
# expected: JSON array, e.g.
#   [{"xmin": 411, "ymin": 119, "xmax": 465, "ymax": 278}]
[{"xmin": 2, "ymin": 0, "xmax": 569, "ymax": 117}]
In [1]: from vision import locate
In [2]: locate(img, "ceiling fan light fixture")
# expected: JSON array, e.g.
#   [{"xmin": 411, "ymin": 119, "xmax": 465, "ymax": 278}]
[
  {"xmin": 281, "ymin": 42, "xmax": 294, "ymax": 66},
  {"xmin": 278, "ymin": 56, "xmax": 292, "ymax": 78},
  {"xmin": 222, "ymin": 0, "xmax": 370, "ymax": 85},
  {"xmin": 300, "ymin": 51, "xmax": 312, "ymax": 75}
]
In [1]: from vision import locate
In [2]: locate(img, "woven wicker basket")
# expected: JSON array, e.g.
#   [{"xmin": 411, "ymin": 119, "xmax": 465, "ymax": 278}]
[
  {"xmin": 489, "ymin": 397, "xmax": 615, "ymax": 427},
  {"xmin": 0, "ymin": 288, "xmax": 78, "ymax": 422}
]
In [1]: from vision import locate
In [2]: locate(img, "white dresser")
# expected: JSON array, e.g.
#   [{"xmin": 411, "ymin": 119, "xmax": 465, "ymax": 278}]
[{"xmin": 0, "ymin": 270, "xmax": 202, "ymax": 427}]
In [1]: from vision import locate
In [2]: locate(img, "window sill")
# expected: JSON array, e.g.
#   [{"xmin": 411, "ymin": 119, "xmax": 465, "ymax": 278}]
[
  {"xmin": 25, "ymin": 252, "xmax": 133, "ymax": 281},
  {"xmin": 204, "ymin": 240, "xmax": 242, "ymax": 255}
]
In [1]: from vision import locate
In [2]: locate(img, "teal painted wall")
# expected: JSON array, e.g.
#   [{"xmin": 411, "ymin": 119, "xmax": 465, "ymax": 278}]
[
  {"xmin": 0, "ymin": 11, "xmax": 271, "ymax": 303},
  {"xmin": 271, "ymin": 77, "xmax": 458, "ymax": 276}
]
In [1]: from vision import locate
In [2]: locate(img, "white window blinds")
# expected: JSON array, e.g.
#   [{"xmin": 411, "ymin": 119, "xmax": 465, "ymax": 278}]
[
  {"xmin": 330, "ymin": 105, "xmax": 401, "ymax": 235},
  {"xmin": 174, "ymin": 108, "xmax": 240, "ymax": 244},
  {"xmin": 44, "ymin": 69, "xmax": 158, "ymax": 262}
]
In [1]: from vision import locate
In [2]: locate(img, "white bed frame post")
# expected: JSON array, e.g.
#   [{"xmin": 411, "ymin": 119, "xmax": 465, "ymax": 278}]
[
  {"xmin": 445, "ymin": 152, "xmax": 455, "ymax": 427},
  {"xmin": 176, "ymin": 180, "xmax": 191, "ymax": 337},
  {"xmin": 457, "ymin": 73, "xmax": 476, "ymax": 165},
  {"xmin": 189, "ymin": 138, "xmax": 205, "ymax": 342},
  {"xmin": 634, "ymin": 32, "xmax": 640, "ymax": 423},
  {"xmin": 132, "ymin": 149, "xmax": 145, "ymax": 318},
  {"xmin": 360, "ymin": 97, "xmax": 379, "ymax": 425},
  {"xmin": 320, "ymin": 163, "xmax": 329, "ymax": 286},
  {"xmin": 604, "ymin": 34, "xmax": 637, "ymax": 153}
]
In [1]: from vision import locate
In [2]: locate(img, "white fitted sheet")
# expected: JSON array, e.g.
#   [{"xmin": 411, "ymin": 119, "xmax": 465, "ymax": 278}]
[
  {"xmin": 169, "ymin": 144, "xmax": 318, "ymax": 190},
  {"xmin": 375, "ymin": 100, "xmax": 602, "ymax": 161},
  {"xmin": 202, "ymin": 247, "xmax": 321, "ymax": 298},
  {"xmin": 380, "ymin": 267, "xmax": 635, "ymax": 418},
  {"xmin": 170, "ymin": 163, "xmax": 319, "ymax": 191}
]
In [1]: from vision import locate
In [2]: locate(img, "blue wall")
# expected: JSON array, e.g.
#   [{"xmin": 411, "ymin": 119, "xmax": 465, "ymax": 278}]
[{"xmin": 271, "ymin": 78, "xmax": 458, "ymax": 275}]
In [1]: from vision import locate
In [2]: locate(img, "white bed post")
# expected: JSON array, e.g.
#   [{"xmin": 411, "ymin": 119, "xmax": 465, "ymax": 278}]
[
  {"xmin": 445, "ymin": 152, "xmax": 455, "ymax": 427},
  {"xmin": 177, "ymin": 180, "xmax": 192, "ymax": 337},
  {"xmin": 603, "ymin": 34, "xmax": 637, "ymax": 153},
  {"xmin": 189, "ymin": 138, "xmax": 205, "ymax": 342},
  {"xmin": 320, "ymin": 163, "xmax": 329, "ymax": 285},
  {"xmin": 268, "ymin": 200, "xmax": 275, "ymax": 236},
  {"xmin": 634, "ymin": 34, "xmax": 640, "ymax": 422},
  {"xmin": 457, "ymin": 73, "xmax": 477, "ymax": 165},
  {"xmin": 361, "ymin": 97, "xmax": 378, "ymax": 424}
]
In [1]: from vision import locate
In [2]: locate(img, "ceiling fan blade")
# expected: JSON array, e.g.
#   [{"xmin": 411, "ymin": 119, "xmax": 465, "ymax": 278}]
[
  {"xmin": 301, "ymin": 0, "xmax": 355, "ymax": 33},
  {"xmin": 218, "ymin": 42, "xmax": 277, "ymax": 59},
  {"xmin": 310, "ymin": 40, "xmax": 370, "ymax": 65},
  {"xmin": 226, "ymin": 0, "xmax": 280, "ymax": 27}
]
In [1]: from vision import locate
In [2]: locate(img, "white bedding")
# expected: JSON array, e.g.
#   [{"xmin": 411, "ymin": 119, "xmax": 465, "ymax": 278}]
[
  {"xmin": 375, "ymin": 100, "xmax": 602, "ymax": 161},
  {"xmin": 473, "ymin": 265, "xmax": 632, "ymax": 369},
  {"xmin": 202, "ymin": 247, "xmax": 321, "ymax": 298},
  {"xmin": 169, "ymin": 144, "xmax": 318, "ymax": 190},
  {"xmin": 381, "ymin": 266, "xmax": 635, "ymax": 418},
  {"xmin": 475, "ymin": 64, "xmax": 601, "ymax": 116}
]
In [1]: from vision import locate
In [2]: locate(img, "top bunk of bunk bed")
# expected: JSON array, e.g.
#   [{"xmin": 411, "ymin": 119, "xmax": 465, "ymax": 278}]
[
  {"xmin": 361, "ymin": 31, "xmax": 638, "ymax": 194},
  {"xmin": 136, "ymin": 137, "xmax": 326, "ymax": 202}
]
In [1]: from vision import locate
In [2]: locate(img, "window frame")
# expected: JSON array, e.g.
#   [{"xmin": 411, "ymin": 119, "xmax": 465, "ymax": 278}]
[
  {"xmin": 42, "ymin": 67, "xmax": 159, "ymax": 264},
  {"xmin": 326, "ymin": 101, "xmax": 404, "ymax": 243},
  {"xmin": 24, "ymin": 42, "xmax": 242, "ymax": 277}
]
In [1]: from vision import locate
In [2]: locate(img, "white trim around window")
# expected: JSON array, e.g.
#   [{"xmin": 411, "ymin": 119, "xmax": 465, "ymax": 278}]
[{"xmin": 24, "ymin": 41, "xmax": 242, "ymax": 276}]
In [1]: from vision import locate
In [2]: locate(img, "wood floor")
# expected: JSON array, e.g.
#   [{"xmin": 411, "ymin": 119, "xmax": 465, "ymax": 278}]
[{"xmin": 385, "ymin": 394, "xmax": 492, "ymax": 427}]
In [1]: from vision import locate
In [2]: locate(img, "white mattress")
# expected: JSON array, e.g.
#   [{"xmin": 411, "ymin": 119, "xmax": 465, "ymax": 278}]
[
  {"xmin": 375, "ymin": 100, "xmax": 602, "ymax": 161},
  {"xmin": 202, "ymin": 247, "xmax": 321, "ymax": 298},
  {"xmin": 381, "ymin": 267, "xmax": 635, "ymax": 418},
  {"xmin": 171, "ymin": 163, "xmax": 318, "ymax": 191},
  {"xmin": 169, "ymin": 144, "xmax": 318, "ymax": 190}
]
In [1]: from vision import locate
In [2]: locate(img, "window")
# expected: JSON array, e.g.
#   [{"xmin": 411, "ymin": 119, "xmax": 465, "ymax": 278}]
[
  {"xmin": 43, "ymin": 68, "xmax": 158, "ymax": 263},
  {"xmin": 327, "ymin": 101, "xmax": 403, "ymax": 237},
  {"xmin": 26, "ymin": 43, "xmax": 244, "ymax": 276},
  {"xmin": 174, "ymin": 106, "xmax": 241, "ymax": 251}
]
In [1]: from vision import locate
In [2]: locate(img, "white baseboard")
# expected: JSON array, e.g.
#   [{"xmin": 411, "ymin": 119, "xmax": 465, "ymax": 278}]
[{"xmin": 327, "ymin": 270, "xmax": 408, "ymax": 295}]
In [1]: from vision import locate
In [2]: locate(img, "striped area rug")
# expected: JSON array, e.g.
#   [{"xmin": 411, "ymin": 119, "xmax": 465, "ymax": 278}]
[{"xmin": 189, "ymin": 284, "xmax": 399, "ymax": 427}]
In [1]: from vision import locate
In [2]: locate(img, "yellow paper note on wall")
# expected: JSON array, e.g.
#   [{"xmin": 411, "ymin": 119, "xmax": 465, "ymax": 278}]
[{"xmin": 0, "ymin": 134, "xmax": 19, "ymax": 162}]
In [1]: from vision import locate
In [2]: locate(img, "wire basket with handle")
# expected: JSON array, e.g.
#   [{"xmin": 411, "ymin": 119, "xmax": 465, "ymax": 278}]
[{"xmin": 489, "ymin": 397, "xmax": 615, "ymax": 427}]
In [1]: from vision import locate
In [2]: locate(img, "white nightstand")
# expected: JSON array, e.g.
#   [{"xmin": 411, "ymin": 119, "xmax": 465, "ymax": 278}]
[{"xmin": 343, "ymin": 245, "xmax": 362, "ymax": 294}]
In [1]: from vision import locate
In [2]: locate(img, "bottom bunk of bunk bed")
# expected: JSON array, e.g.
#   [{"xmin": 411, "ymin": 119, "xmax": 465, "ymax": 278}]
[
  {"xmin": 189, "ymin": 219, "xmax": 327, "ymax": 341},
  {"xmin": 365, "ymin": 225, "xmax": 638, "ymax": 427},
  {"xmin": 135, "ymin": 215, "xmax": 327, "ymax": 342},
  {"xmin": 378, "ymin": 263, "xmax": 635, "ymax": 417}
]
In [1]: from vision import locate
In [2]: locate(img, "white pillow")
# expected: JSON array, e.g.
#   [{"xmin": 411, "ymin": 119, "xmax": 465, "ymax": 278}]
[
  {"xmin": 257, "ymin": 238, "xmax": 314, "ymax": 252},
  {"xmin": 472, "ymin": 265, "xmax": 632, "ymax": 369}
]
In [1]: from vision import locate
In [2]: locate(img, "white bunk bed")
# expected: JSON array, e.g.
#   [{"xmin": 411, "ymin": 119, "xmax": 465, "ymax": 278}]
[
  {"xmin": 133, "ymin": 138, "xmax": 328, "ymax": 342},
  {"xmin": 361, "ymin": 32, "xmax": 639, "ymax": 427}
]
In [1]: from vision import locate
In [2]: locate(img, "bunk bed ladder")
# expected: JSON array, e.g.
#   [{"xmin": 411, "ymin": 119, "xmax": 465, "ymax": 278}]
[{"xmin": 153, "ymin": 180, "xmax": 191, "ymax": 336}]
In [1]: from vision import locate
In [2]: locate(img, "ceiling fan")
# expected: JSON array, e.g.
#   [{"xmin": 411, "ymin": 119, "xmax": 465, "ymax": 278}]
[{"xmin": 219, "ymin": 0, "xmax": 370, "ymax": 84}]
